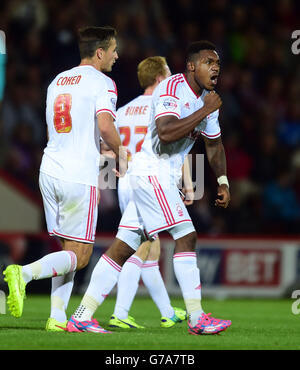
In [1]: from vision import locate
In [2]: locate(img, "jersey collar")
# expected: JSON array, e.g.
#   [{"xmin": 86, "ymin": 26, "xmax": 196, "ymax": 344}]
[{"xmin": 182, "ymin": 73, "xmax": 202, "ymax": 99}]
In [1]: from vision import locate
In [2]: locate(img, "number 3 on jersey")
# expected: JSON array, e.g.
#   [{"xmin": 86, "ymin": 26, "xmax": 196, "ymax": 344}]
[{"xmin": 53, "ymin": 94, "xmax": 72, "ymax": 133}]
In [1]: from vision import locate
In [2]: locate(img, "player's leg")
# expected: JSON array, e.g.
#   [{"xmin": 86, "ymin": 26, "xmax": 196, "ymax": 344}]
[
  {"xmin": 68, "ymin": 230, "xmax": 142, "ymax": 333},
  {"xmin": 107, "ymin": 198, "xmax": 148, "ymax": 328},
  {"xmin": 110, "ymin": 239, "xmax": 151, "ymax": 329},
  {"xmin": 4, "ymin": 174, "xmax": 96, "ymax": 319},
  {"xmin": 21, "ymin": 240, "xmax": 91, "ymax": 284},
  {"xmin": 46, "ymin": 239, "xmax": 94, "ymax": 331},
  {"xmin": 171, "ymin": 228, "xmax": 231, "ymax": 334},
  {"xmin": 171, "ymin": 230, "xmax": 202, "ymax": 320},
  {"xmin": 141, "ymin": 238, "xmax": 186, "ymax": 327},
  {"xmin": 48, "ymin": 188, "xmax": 102, "ymax": 331},
  {"xmin": 47, "ymin": 272, "xmax": 76, "ymax": 331},
  {"xmin": 132, "ymin": 174, "xmax": 231, "ymax": 334},
  {"xmin": 4, "ymin": 244, "xmax": 79, "ymax": 320},
  {"xmin": 45, "ymin": 179, "xmax": 98, "ymax": 330}
]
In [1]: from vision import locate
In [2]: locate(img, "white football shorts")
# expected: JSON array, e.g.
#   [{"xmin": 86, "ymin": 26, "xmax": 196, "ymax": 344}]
[
  {"xmin": 117, "ymin": 172, "xmax": 132, "ymax": 214},
  {"xmin": 39, "ymin": 172, "xmax": 98, "ymax": 243},
  {"xmin": 116, "ymin": 174, "xmax": 195, "ymax": 250}
]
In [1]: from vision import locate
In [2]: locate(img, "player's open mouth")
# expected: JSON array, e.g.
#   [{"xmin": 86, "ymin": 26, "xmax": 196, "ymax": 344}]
[{"xmin": 210, "ymin": 74, "xmax": 218, "ymax": 85}]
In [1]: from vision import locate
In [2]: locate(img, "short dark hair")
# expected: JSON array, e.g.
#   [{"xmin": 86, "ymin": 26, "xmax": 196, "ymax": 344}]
[
  {"xmin": 78, "ymin": 26, "xmax": 117, "ymax": 59},
  {"xmin": 186, "ymin": 40, "xmax": 217, "ymax": 63}
]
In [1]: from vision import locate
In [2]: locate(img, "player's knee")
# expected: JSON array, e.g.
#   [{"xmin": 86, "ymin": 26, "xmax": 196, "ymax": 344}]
[
  {"xmin": 185, "ymin": 231, "xmax": 197, "ymax": 250},
  {"xmin": 76, "ymin": 253, "xmax": 91, "ymax": 270},
  {"xmin": 64, "ymin": 242, "xmax": 93, "ymax": 271},
  {"xmin": 146, "ymin": 240, "xmax": 160, "ymax": 261},
  {"xmin": 106, "ymin": 238, "xmax": 135, "ymax": 266},
  {"xmin": 135, "ymin": 241, "xmax": 151, "ymax": 261},
  {"xmin": 175, "ymin": 231, "xmax": 197, "ymax": 253}
]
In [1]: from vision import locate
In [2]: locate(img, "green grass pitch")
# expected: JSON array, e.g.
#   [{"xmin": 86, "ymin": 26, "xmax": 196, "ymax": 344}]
[{"xmin": 0, "ymin": 295, "xmax": 299, "ymax": 350}]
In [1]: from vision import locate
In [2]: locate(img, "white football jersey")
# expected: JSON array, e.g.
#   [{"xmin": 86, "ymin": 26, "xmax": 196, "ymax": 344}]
[
  {"xmin": 115, "ymin": 94, "xmax": 151, "ymax": 211},
  {"xmin": 40, "ymin": 65, "xmax": 117, "ymax": 187},
  {"xmin": 115, "ymin": 94, "xmax": 151, "ymax": 164},
  {"xmin": 129, "ymin": 73, "xmax": 221, "ymax": 182}
]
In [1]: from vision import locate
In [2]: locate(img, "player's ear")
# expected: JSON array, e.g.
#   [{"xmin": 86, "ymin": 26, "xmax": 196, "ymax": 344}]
[
  {"xmin": 96, "ymin": 48, "xmax": 104, "ymax": 60},
  {"xmin": 156, "ymin": 75, "xmax": 165, "ymax": 83},
  {"xmin": 187, "ymin": 61, "xmax": 195, "ymax": 72}
]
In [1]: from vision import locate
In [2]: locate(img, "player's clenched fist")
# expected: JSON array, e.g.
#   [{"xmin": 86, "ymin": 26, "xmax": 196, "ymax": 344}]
[{"xmin": 203, "ymin": 91, "xmax": 222, "ymax": 114}]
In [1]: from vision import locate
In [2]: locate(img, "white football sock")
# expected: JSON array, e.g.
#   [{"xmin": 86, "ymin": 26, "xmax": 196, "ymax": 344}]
[
  {"xmin": 22, "ymin": 250, "xmax": 77, "ymax": 284},
  {"xmin": 50, "ymin": 271, "xmax": 76, "ymax": 322},
  {"xmin": 113, "ymin": 255, "xmax": 143, "ymax": 319},
  {"xmin": 141, "ymin": 260, "xmax": 174, "ymax": 318},
  {"xmin": 173, "ymin": 251, "xmax": 203, "ymax": 326},
  {"xmin": 73, "ymin": 254, "xmax": 121, "ymax": 321}
]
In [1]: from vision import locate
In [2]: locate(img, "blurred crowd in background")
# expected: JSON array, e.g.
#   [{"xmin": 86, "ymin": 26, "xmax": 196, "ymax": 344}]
[{"xmin": 0, "ymin": 0, "xmax": 299, "ymax": 235}]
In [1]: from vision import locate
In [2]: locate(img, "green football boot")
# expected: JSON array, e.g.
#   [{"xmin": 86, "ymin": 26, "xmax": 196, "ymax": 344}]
[
  {"xmin": 108, "ymin": 315, "xmax": 145, "ymax": 329},
  {"xmin": 161, "ymin": 307, "xmax": 187, "ymax": 328},
  {"xmin": 3, "ymin": 264, "xmax": 26, "ymax": 318}
]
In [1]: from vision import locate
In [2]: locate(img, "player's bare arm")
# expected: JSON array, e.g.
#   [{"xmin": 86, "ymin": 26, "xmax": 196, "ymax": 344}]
[
  {"xmin": 100, "ymin": 140, "xmax": 116, "ymax": 159},
  {"xmin": 156, "ymin": 91, "xmax": 222, "ymax": 144},
  {"xmin": 97, "ymin": 112, "xmax": 121, "ymax": 154},
  {"xmin": 97, "ymin": 112, "xmax": 128, "ymax": 176},
  {"xmin": 203, "ymin": 136, "xmax": 230, "ymax": 208}
]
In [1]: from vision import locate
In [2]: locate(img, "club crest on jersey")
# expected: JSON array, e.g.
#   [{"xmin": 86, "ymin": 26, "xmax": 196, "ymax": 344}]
[{"xmin": 163, "ymin": 97, "xmax": 177, "ymax": 110}]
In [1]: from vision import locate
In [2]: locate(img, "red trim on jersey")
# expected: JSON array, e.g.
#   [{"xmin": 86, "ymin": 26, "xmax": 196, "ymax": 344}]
[
  {"xmin": 166, "ymin": 75, "xmax": 183, "ymax": 97},
  {"xmin": 200, "ymin": 131, "xmax": 221, "ymax": 138},
  {"xmin": 148, "ymin": 219, "xmax": 192, "ymax": 235},
  {"xmin": 96, "ymin": 109, "xmax": 116, "ymax": 118},
  {"xmin": 155, "ymin": 112, "xmax": 180, "ymax": 120},
  {"xmin": 168, "ymin": 76, "xmax": 179, "ymax": 96},
  {"xmin": 166, "ymin": 78, "xmax": 173, "ymax": 96},
  {"xmin": 159, "ymin": 94, "xmax": 179, "ymax": 100},
  {"xmin": 169, "ymin": 76, "xmax": 184, "ymax": 98},
  {"xmin": 108, "ymin": 78, "xmax": 118, "ymax": 96},
  {"xmin": 182, "ymin": 73, "xmax": 201, "ymax": 98},
  {"xmin": 172, "ymin": 79, "xmax": 184, "ymax": 98}
]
